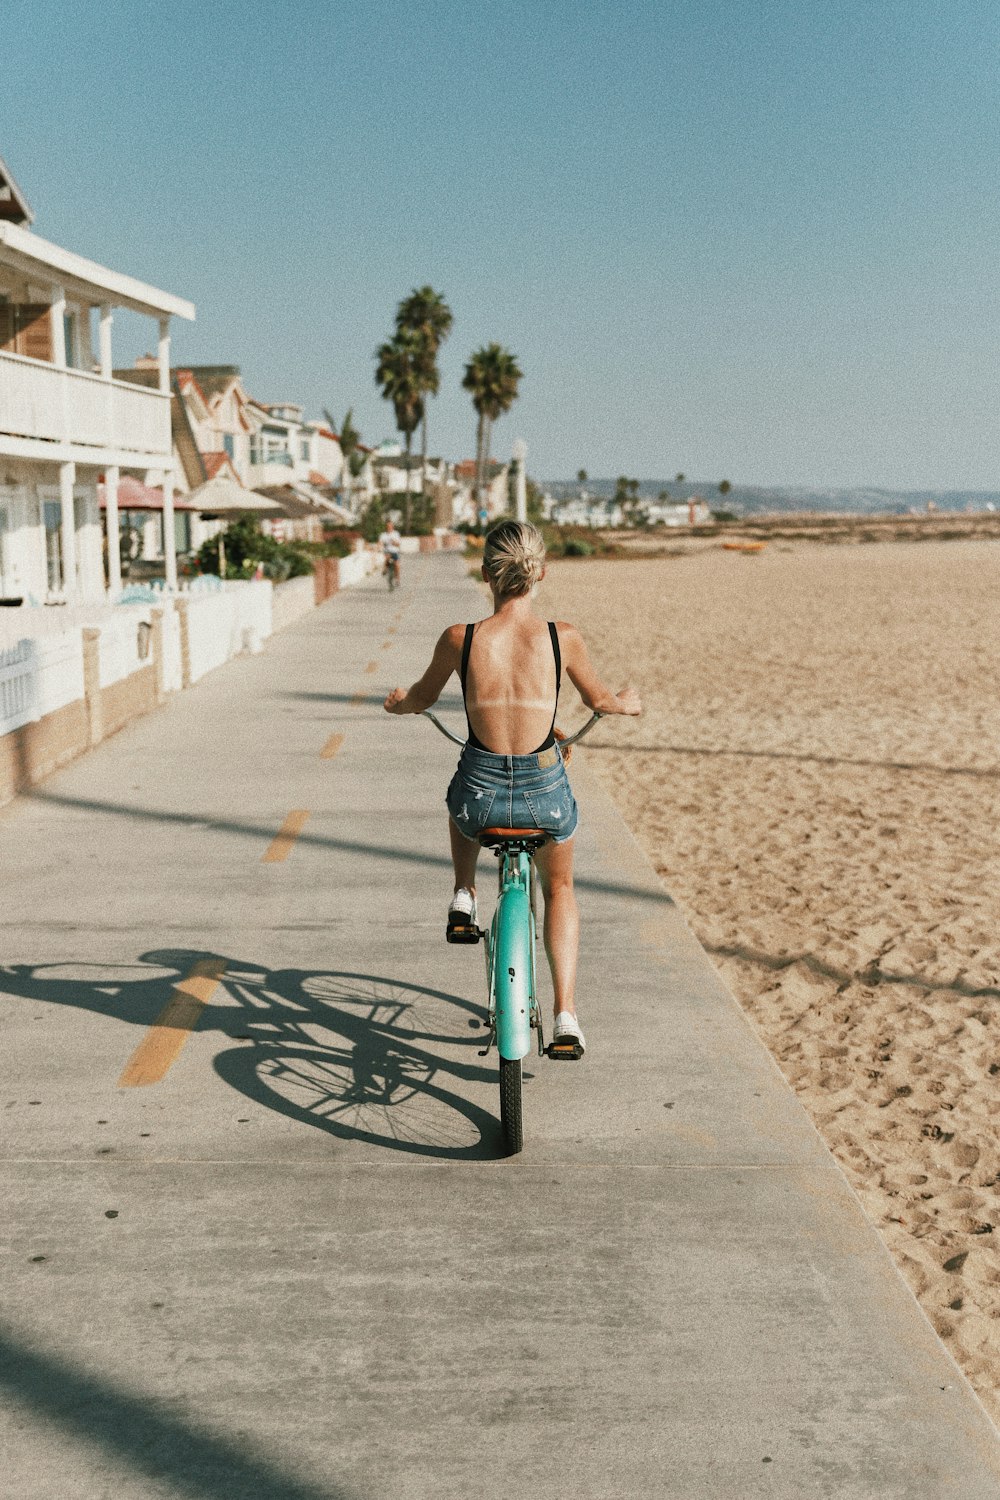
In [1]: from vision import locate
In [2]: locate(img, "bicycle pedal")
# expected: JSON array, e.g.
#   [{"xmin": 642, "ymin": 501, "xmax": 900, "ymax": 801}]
[
  {"xmin": 546, "ymin": 1039, "xmax": 584, "ymax": 1061},
  {"xmin": 446, "ymin": 923, "xmax": 482, "ymax": 945}
]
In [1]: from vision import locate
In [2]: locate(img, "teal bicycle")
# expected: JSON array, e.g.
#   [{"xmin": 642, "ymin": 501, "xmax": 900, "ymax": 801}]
[{"xmin": 424, "ymin": 708, "xmax": 601, "ymax": 1154}]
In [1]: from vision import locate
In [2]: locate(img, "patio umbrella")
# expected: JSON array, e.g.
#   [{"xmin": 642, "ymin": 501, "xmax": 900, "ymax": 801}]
[
  {"xmin": 185, "ymin": 477, "xmax": 283, "ymax": 578},
  {"xmin": 185, "ymin": 477, "xmax": 283, "ymax": 516}
]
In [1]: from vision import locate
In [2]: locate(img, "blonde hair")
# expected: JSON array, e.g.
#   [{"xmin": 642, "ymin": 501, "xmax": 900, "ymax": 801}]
[{"xmin": 483, "ymin": 519, "xmax": 546, "ymax": 597}]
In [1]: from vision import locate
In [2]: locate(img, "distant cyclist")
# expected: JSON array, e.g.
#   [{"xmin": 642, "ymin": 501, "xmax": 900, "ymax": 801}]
[
  {"xmin": 384, "ymin": 518, "xmax": 642, "ymax": 1053},
  {"xmin": 379, "ymin": 519, "xmax": 402, "ymax": 589}
]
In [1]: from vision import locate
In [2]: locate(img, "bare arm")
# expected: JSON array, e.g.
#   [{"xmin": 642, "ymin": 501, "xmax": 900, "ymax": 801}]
[
  {"xmin": 384, "ymin": 625, "xmax": 464, "ymax": 715},
  {"xmin": 559, "ymin": 623, "xmax": 642, "ymax": 716}
]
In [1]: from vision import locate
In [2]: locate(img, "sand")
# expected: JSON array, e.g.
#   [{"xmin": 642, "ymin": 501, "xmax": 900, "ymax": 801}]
[{"xmin": 538, "ymin": 538, "xmax": 1000, "ymax": 1421}]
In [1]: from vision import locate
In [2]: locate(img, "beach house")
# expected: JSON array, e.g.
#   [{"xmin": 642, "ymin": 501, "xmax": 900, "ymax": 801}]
[{"xmin": 0, "ymin": 154, "xmax": 195, "ymax": 602}]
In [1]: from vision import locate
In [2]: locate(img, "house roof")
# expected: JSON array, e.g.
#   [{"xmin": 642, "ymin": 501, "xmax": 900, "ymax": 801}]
[
  {"xmin": 454, "ymin": 459, "xmax": 505, "ymax": 480},
  {"xmin": 0, "ymin": 221, "xmax": 194, "ymax": 318},
  {"xmin": 203, "ymin": 451, "xmax": 239, "ymax": 481},
  {"xmin": 254, "ymin": 485, "xmax": 327, "ymax": 520},
  {"xmin": 314, "ymin": 426, "xmax": 339, "ymax": 442},
  {"xmin": 0, "ymin": 154, "xmax": 33, "ymax": 226},
  {"xmin": 114, "ymin": 367, "xmax": 207, "ymax": 490},
  {"xmin": 182, "ymin": 365, "xmax": 243, "ymax": 400}
]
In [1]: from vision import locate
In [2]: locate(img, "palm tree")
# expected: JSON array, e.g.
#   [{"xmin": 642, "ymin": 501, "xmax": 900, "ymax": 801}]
[
  {"xmin": 374, "ymin": 332, "xmax": 425, "ymax": 529},
  {"xmin": 462, "ymin": 344, "xmax": 523, "ymax": 521},
  {"xmin": 325, "ymin": 406, "xmax": 362, "ymax": 514},
  {"xmin": 396, "ymin": 287, "xmax": 453, "ymax": 501}
]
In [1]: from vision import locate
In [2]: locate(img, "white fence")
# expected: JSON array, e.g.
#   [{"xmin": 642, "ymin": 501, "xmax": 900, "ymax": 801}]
[
  {"xmin": 0, "ymin": 547, "xmax": 385, "ymax": 748},
  {"xmin": 338, "ymin": 548, "xmax": 380, "ymax": 586},
  {"xmin": 185, "ymin": 581, "xmax": 272, "ymax": 683},
  {"xmin": 272, "ymin": 575, "xmax": 315, "ymax": 632},
  {"xmin": 0, "ymin": 627, "xmax": 85, "ymax": 736}
]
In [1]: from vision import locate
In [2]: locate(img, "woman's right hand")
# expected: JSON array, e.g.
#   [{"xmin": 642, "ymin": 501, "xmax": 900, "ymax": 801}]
[{"xmin": 614, "ymin": 685, "xmax": 643, "ymax": 716}]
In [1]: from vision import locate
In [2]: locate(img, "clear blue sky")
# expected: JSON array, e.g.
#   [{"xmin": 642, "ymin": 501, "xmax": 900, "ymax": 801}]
[{"xmin": 4, "ymin": 0, "xmax": 999, "ymax": 487}]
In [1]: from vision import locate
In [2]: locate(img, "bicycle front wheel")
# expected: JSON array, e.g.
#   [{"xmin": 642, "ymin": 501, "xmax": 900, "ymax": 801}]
[{"xmin": 499, "ymin": 1056, "xmax": 523, "ymax": 1155}]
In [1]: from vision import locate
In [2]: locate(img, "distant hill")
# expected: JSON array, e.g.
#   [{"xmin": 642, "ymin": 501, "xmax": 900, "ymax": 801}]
[{"xmin": 542, "ymin": 480, "xmax": 1000, "ymax": 516}]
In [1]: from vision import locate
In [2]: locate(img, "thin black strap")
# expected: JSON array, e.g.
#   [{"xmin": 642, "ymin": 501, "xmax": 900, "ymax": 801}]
[
  {"xmin": 547, "ymin": 621, "xmax": 561, "ymax": 742},
  {"xmin": 460, "ymin": 622, "xmax": 475, "ymax": 693},
  {"xmin": 548, "ymin": 621, "xmax": 561, "ymax": 695}
]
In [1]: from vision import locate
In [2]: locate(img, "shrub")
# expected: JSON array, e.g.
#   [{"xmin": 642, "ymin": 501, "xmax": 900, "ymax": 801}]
[{"xmin": 195, "ymin": 514, "xmax": 312, "ymax": 582}]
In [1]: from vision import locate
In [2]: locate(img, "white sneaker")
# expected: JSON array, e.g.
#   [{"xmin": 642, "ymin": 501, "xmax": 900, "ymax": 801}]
[
  {"xmin": 447, "ymin": 888, "xmax": 477, "ymax": 926},
  {"xmin": 552, "ymin": 1011, "xmax": 586, "ymax": 1054}
]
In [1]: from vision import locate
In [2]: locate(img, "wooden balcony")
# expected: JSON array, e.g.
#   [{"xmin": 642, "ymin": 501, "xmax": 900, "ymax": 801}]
[{"xmin": 0, "ymin": 350, "xmax": 171, "ymax": 463}]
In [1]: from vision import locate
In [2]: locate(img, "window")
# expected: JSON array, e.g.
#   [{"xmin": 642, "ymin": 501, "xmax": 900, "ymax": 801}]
[
  {"xmin": 43, "ymin": 500, "xmax": 62, "ymax": 592},
  {"xmin": 223, "ymin": 433, "xmax": 235, "ymax": 460},
  {"xmin": 299, "ymin": 437, "xmax": 310, "ymax": 462},
  {"xmin": 63, "ymin": 311, "xmax": 78, "ymax": 368}
]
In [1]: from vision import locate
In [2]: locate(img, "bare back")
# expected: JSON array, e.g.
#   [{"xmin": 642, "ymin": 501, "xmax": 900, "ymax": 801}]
[{"xmin": 463, "ymin": 611, "xmax": 559, "ymax": 755}]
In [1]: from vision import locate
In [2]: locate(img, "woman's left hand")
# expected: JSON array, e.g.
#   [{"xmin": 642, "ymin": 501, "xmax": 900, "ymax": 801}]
[{"xmin": 384, "ymin": 687, "xmax": 408, "ymax": 713}]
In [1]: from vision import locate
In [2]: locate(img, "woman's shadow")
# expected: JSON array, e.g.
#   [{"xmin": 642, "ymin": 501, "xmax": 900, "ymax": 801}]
[{"xmin": 0, "ymin": 951, "xmax": 507, "ymax": 1160}]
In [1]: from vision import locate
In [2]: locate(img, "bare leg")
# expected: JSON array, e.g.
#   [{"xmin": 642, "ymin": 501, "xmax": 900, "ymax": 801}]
[
  {"xmin": 449, "ymin": 816, "xmax": 479, "ymax": 894},
  {"xmin": 535, "ymin": 837, "xmax": 579, "ymax": 1016}
]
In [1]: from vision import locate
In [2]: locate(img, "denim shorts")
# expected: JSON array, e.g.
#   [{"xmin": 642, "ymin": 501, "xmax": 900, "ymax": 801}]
[{"xmin": 446, "ymin": 742, "xmax": 579, "ymax": 844}]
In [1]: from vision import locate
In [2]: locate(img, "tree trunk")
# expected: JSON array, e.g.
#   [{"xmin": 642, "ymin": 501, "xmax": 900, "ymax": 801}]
[
  {"xmin": 420, "ymin": 408, "xmax": 428, "ymax": 515},
  {"xmin": 404, "ymin": 428, "xmax": 412, "ymax": 531},
  {"xmin": 342, "ymin": 447, "xmax": 351, "ymax": 516},
  {"xmin": 482, "ymin": 416, "xmax": 493, "ymax": 520},
  {"xmin": 474, "ymin": 408, "xmax": 485, "ymax": 527}
]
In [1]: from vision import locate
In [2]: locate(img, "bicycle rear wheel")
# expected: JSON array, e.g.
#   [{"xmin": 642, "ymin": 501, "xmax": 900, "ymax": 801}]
[{"xmin": 499, "ymin": 1057, "xmax": 523, "ymax": 1155}]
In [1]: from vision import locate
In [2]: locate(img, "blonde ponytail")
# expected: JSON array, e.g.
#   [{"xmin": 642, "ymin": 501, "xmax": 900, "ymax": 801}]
[{"xmin": 482, "ymin": 520, "xmax": 546, "ymax": 598}]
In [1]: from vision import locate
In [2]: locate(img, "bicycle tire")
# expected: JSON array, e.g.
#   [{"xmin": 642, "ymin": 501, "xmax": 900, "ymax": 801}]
[{"xmin": 499, "ymin": 1056, "xmax": 523, "ymax": 1155}]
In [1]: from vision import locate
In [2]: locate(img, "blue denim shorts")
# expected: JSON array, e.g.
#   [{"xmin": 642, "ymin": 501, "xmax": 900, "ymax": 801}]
[{"xmin": 446, "ymin": 742, "xmax": 579, "ymax": 844}]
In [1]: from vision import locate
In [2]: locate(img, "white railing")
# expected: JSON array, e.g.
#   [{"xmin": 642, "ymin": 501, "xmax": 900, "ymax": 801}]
[
  {"xmin": 0, "ymin": 351, "xmax": 171, "ymax": 459},
  {"xmin": 0, "ymin": 638, "xmax": 38, "ymax": 734}
]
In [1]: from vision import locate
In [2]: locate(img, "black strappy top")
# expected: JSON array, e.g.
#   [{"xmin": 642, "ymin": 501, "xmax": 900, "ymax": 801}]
[{"xmin": 460, "ymin": 621, "xmax": 561, "ymax": 754}]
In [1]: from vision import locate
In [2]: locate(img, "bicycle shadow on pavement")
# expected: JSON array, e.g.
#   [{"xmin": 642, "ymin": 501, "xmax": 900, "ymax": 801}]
[{"xmin": 0, "ymin": 953, "xmax": 505, "ymax": 1161}]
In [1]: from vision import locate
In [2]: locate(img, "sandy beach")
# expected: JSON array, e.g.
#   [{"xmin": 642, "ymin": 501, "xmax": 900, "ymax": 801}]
[{"xmin": 539, "ymin": 537, "xmax": 1000, "ymax": 1421}]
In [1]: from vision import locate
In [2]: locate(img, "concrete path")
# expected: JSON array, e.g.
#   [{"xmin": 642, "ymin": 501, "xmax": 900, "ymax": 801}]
[{"xmin": 1, "ymin": 553, "xmax": 997, "ymax": 1500}]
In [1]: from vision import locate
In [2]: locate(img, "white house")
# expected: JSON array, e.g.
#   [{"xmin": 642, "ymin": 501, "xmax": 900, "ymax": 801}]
[{"xmin": 0, "ymin": 155, "xmax": 195, "ymax": 602}]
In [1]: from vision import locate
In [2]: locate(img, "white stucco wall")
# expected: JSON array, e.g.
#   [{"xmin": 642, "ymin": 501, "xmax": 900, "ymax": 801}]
[{"xmin": 185, "ymin": 580, "xmax": 273, "ymax": 683}]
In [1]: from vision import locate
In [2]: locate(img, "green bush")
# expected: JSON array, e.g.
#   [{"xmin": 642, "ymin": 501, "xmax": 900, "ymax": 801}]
[{"xmin": 194, "ymin": 514, "xmax": 312, "ymax": 582}]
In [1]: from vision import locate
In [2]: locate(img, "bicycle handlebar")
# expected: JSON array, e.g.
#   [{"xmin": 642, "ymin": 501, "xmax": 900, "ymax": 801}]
[{"xmin": 422, "ymin": 709, "xmax": 603, "ymax": 748}]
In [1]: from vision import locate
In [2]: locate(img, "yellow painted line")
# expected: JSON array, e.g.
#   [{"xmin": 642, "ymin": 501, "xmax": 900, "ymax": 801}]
[
  {"xmin": 364, "ymin": 660, "xmax": 378, "ymax": 674},
  {"xmin": 320, "ymin": 732, "xmax": 345, "ymax": 760},
  {"xmin": 381, "ymin": 640, "xmax": 393, "ymax": 650},
  {"xmin": 386, "ymin": 625, "xmax": 397, "ymax": 635},
  {"xmin": 262, "ymin": 809, "xmax": 310, "ymax": 863},
  {"xmin": 119, "ymin": 958, "xmax": 227, "ymax": 1088},
  {"xmin": 350, "ymin": 690, "xmax": 367, "ymax": 708}
]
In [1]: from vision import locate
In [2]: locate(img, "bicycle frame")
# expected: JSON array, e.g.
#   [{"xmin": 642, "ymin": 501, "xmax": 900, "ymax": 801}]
[{"xmin": 485, "ymin": 844, "xmax": 538, "ymax": 1061}]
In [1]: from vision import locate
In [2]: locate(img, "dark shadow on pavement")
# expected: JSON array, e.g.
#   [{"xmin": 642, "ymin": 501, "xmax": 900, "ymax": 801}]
[
  {"xmin": 0, "ymin": 956, "xmax": 502, "ymax": 1160},
  {"xmin": 25, "ymin": 790, "xmax": 672, "ymax": 908},
  {"xmin": 0, "ymin": 1321, "xmax": 354, "ymax": 1500}
]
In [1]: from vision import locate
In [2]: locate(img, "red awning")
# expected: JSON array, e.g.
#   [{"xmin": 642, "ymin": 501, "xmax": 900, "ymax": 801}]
[{"xmin": 98, "ymin": 476, "xmax": 200, "ymax": 512}]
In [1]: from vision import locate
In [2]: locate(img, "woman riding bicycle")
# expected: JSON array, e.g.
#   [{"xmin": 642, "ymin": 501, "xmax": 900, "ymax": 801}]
[{"xmin": 384, "ymin": 519, "xmax": 642, "ymax": 1053}]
